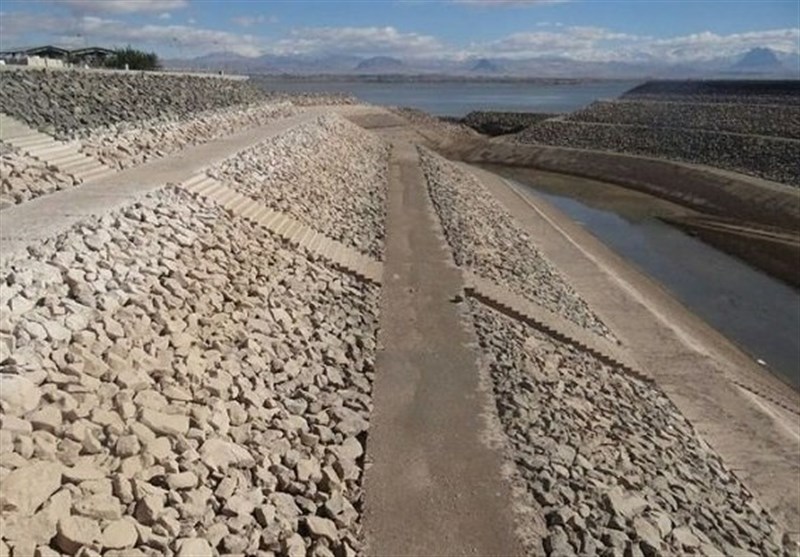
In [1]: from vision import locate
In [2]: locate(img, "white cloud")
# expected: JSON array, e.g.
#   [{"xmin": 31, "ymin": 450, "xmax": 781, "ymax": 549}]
[
  {"xmin": 61, "ymin": 0, "xmax": 188, "ymax": 14},
  {"xmin": 158, "ymin": 12, "xmax": 171, "ymax": 20},
  {"xmin": 231, "ymin": 14, "xmax": 277, "ymax": 28},
  {"xmin": 1, "ymin": 8, "xmax": 797, "ymax": 66},
  {"xmin": 468, "ymin": 26, "xmax": 646, "ymax": 61},
  {"xmin": 647, "ymin": 28, "xmax": 800, "ymax": 61},
  {"xmin": 273, "ymin": 26, "xmax": 444, "ymax": 58},
  {"xmin": 462, "ymin": 25, "xmax": 799, "ymax": 63},
  {"xmin": 0, "ymin": 11, "xmax": 264, "ymax": 57}
]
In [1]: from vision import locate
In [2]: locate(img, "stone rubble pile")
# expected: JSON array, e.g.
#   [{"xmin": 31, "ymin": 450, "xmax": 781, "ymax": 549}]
[
  {"xmin": 0, "ymin": 187, "xmax": 380, "ymax": 556},
  {"xmin": 80, "ymin": 102, "xmax": 297, "ymax": 171},
  {"xmin": 210, "ymin": 114, "xmax": 389, "ymax": 260},
  {"xmin": 0, "ymin": 144, "xmax": 79, "ymax": 209},
  {"xmin": 514, "ymin": 119, "xmax": 800, "ymax": 186},
  {"xmin": 470, "ymin": 301, "xmax": 789, "ymax": 557},
  {"xmin": 566, "ymin": 100, "xmax": 800, "ymax": 139},
  {"xmin": 0, "ymin": 70, "xmax": 275, "ymax": 140},
  {"xmin": 418, "ymin": 147, "xmax": 612, "ymax": 338}
]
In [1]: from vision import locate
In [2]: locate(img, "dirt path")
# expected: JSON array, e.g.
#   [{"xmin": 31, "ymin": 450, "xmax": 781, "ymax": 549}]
[
  {"xmin": 463, "ymin": 163, "xmax": 800, "ymax": 535},
  {"xmin": 362, "ymin": 134, "xmax": 522, "ymax": 556}
]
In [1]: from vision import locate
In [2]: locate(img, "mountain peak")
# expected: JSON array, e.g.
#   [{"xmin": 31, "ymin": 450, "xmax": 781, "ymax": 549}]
[
  {"xmin": 355, "ymin": 56, "xmax": 404, "ymax": 72},
  {"xmin": 470, "ymin": 58, "xmax": 503, "ymax": 73},
  {"xmin": 732, "ymin": 47, "xmax": 783, "ymax": 72}
]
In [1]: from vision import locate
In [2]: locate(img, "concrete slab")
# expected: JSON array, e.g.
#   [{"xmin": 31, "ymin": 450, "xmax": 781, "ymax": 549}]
[{"xmin": 362, "ymin": 138, "xmax": 522, "ymax": 556}]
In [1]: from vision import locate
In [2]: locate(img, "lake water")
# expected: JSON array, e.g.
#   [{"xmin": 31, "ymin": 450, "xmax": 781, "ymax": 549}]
[
  {"xmin": 255, "ymin": 78, "xmax": 641, "ymax": 117},
  {"xmin": 496, "ymin": 171, "xmax": 800, "ymax": 389}
]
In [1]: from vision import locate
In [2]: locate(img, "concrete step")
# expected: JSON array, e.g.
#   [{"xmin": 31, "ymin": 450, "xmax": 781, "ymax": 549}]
[
  {"xmin": 196, "ymin": 180, "xmax": 226, "ymax": 199},
  {"xmin": 266, "ymin": 213, "xmax": 286, "ymax": 231},
  {"xmin": 26, "ymin": 143, "xmax": 79, "ymax": 158},
  {"xmin": 282, "ymin": 220, "xmax": 302, "ymax": 240},
  {"xmin": 75, "ymin": 165, "xmax": 115, "ymax": 182},
  {"xmin": 13, "ymin": 138, "xmax": 60, "ymax": 152},
  {"xmin": 226, "ymin": 196, "xmax": 251, "ymax": 213},
  {"xmin": 240, "ymin": 203, "xmax": 264, "ymax": 221},
  {"xmin": 189, "ymin": 177, "xmax": 220, "ymax": 197},
  {"xmin": 47, "ymin": 151, "xmax": 87, "ymax": 165},
  {"xmin": 181, "ymin": 172, "xmax": 210, "ymax": 192},
  {"xmin": 306, "ymin": 233, "xmax": 324, "ymax": 252},
  {"xmin": 1, "ymin": 127, "xmax": 38, "ymax": 141},
  {"xmin": 258, "ymin": 211, "xmax": 279, "ymax": 229},
  {"xmin": 293, "ymin": 226, "xmax": 313, "ymax": 246},
  {"xmin": 58, "ymin": 158, "xmax": 102, "ymax": 174},
  {"xmin": 274, "ymin": 216, "xmax": 294, "ymax": 235},
  {"xmin": 213, "ymin": 188, "xmax": 239, "ymax": 207},
  {"xmin": 9, "ymin": 132, "xmax": 53, "ymax": 145}
]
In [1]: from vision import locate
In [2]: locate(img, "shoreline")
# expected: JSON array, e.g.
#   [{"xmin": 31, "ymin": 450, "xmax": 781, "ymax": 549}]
[{"xmin": 438, "ymin": 135, "xmax": 800, "ymax": 288}]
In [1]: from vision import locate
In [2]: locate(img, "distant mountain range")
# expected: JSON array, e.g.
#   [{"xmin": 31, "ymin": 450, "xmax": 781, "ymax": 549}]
[
  {"xmin": 730, "ymin": 47, "xmax": 785, "ymax": 73},
  {"xmin": 354, "ymin": 56, "xmax": 404, "ymax": 73},
  {"xmin": 165, "ymin": 47, "xmax": 800, "ymax": 79},
  {"xmin": 470, "ymin": 58, "xmax": 503, "ymax": 74}
]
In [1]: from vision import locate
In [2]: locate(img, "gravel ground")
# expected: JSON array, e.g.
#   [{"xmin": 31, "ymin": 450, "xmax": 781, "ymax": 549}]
[
  {"xmin": 418, "ymin": 146, "xmax": 613, "ymax": 339},
  {"xmin": 0, "ymin": 144, "xmax": 79, "ymax": 209},
  {"xmin": 80, "ymin": 102, "xmax": 297, "ymax": 171},
  {"xmin": 210, "ymin": 114, "xmax": 389, "ymax": 261},
  {"xmin": 566, "ymin": 100, "xmax": 800, "ymax": 139},
  {"xmin": 515, "ymin": 119, "xmax": 800, "ymax": 186},
  {"xmin": 470, "ymin": 300, "xmax": 789, "ymax": 557},
  {"xmin": 0, "ymin": 187, "xmax": 380, "ymax": 557}
]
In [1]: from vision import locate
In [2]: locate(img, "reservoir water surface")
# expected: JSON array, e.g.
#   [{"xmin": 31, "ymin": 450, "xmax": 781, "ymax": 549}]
[{"xmin": 256, "ymin": 78, "xmax": 640, "ymax": 116}]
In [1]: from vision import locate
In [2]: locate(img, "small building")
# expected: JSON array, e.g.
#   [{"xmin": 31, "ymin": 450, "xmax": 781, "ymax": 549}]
[
  {"xmin": 70, "ymin": 47, "xmax": 115, "ymax": 67},
  {"xmin": 0, "ymin": 45, "xmax": 114, "ymax": 68}
]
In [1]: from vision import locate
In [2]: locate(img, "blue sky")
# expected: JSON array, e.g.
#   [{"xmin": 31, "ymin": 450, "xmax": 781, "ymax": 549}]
[{"xmin": 1, "ymin": 0, "xmax": 798, "ymax": 62}]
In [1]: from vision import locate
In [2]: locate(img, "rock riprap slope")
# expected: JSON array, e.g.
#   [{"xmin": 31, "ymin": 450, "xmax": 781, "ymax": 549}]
[
  {"xmin": 0, "ymin": 188, "xmax": 379, "ymax": 556},
  {"xmin": 621, "ymin": 80, "xmax": 800, "ymax": 105},
  {"xmin": 418, "ymin": 147, "xmax": 612, "ymax": 339},
  {"xmin": 0, "ymin": 69, "xmax": 270, "ymax": 140},
  {"xmin": 210, "ymin": 114, "xmax": 389, "ymax": 261},
  {"xmin": 0, "ymin": 143, "xmax": 78, "ymax": 209},
  {"xmin": 80, "ymin": 102, "xmax": 296, "ymax": 171},
  {"xmin": 515, "ymin": 118, "xmax": 800, "ymax": 186},
  {"xmin": 470, "ymin": 301, "xmax": 788, "ymax": 557},
  {"xmin": 513, "ymin": 82, "xmax": 800, "ymax": 187},
  {"xmin": 566, "ymin": 100, "xmax": 800, "ymax": 139}
]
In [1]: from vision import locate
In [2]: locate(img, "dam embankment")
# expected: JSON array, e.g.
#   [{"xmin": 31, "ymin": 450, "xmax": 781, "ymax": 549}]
[{"xmin": 0, "ymin": 69, "xmax": 798, "ymax": 557}]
